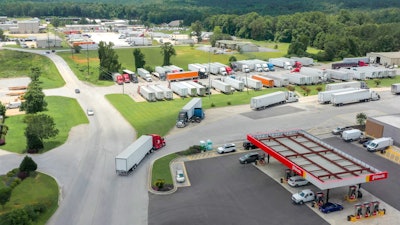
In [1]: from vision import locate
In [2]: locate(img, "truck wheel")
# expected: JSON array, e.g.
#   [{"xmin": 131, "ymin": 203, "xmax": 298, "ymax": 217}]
[{"xmin": 299, "ymin": 201, "xmax": 304, "ymax": 205}]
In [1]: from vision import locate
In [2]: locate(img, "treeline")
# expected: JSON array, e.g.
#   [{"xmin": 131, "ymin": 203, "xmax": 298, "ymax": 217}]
[{"xmin": 204, "ymin": 9, "xmax": 400, "ymax": 61}]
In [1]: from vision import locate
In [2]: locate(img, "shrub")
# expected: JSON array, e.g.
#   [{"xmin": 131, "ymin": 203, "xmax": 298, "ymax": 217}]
[
  {"xmin": 17, "ymin": 171, "xmax": 29, "ymax": 180},
  {"xmin": 154, "ymin": 179, "xmax": 165, "ymax": 190},
  {"xmin": 316, "ymin": 86, "xmax": 323, "ymax": 92},
  {"xmin": 177, "ymin": 145, "xmax": 203, "ymax": 156},
  {"xmin": 227, "ymin": 101, "xmax": 231, "ymax": 105},
  {"xmin": 6, "ymin": 168, "xmax": 19, "ymax": 177},
  {"xmin": 10, "ymin": 178, "xmax": 21, "ymax": 189},
  {"xmin": 211, "ymin": 103, "xmax": 215, "ymax": 107},
  {"xmin": 286, "ymin": 85, "xmax": 295, "ymax": 92}
]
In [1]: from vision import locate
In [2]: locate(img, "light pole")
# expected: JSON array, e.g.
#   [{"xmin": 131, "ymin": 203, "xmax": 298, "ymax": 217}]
[
  {"xmin": 208, "ymin": 46, "xmax": 211, "ymax": 99},
  {"xmin": 86, "ymin": 44, "xmax": 89, "ymax": 81}
]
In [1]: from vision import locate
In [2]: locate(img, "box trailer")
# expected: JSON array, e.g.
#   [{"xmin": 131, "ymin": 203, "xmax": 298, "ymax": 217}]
[
  {"xmin": 239, "ymin": 77, "xmax": 262, "ymax": 90},
  {"xmin": 209, "ymin": 63, "xmax": 227, "ymax": 75},
  {"xmin": 331, "ymin": 89, "xmax": 380, "ymax": 106},
  {"xmin": 147, "ymin": 85, "xmax": 165, "ymax": 100},
  {"xmin": 343, "ymin": 57, "xmax": 370, "ymax": 64},
  {"xmin": 213, "ymin": 62, "xmax": 233, "ymax": 75},
  {"xmin": 318, "ymin": 88, "xmax": 357, "ymax": 104},
  {"xmin": 155, "ymin": 84, "xmax": 173, "ymax": 100},
  {"xmin": 325, "ymin": 81, "xmax": 367, "ymax": 91},
  {"xmin": 186, "ymin": 81, "xmax": 206, "ymax": 96},
  {"xmin": 211, "ymin": 80, "xmax": 232, "ymax": 94},
  {"xmin": 326, "ymin": 69, "xmax": 352, "ymax": 81},
  {"xmin": 154, "ymin": 66, "xmax": 167, "ymax": 81},
  {"xmin": 179, "ymin": 81, "xmax": 198, "ymax": 96},
  {"xmin": 269, "ymin": 57, "xmax": 294, "ymax": 70},
  {"xmin": 137, "ymin": 68, "xmax": 153, "ymax": 82},
  {"xmin": 188, "ymin": 64, "xmax": 208, "ymax": 79},
  {"xmin": 264, "ymin": 74, "xmax": 290, "ymax": 87},
  {"xmin": 281, "ymin": 73, "xmax": 307, "ymax": 85},
  {"xmin": 167, "ymin": 71, "xmax": 199, "ymax": 82},
  {"xmin": 290, "ymin": 57, "xmax": 314, "ymax": 66},
  {"xmin": 251, "ymin": 75, "xmax": 274, "ymax": 87},
  {"xmin": 170, "ymin": 82, "xmax": 189, "ymax": 97},
  {"xmin": 391, "ymin": 83, "xmax": 400, "ymax": 94},
  {"xmin": 299, "ymin": 67, "xmax": 327, "ymax": 82},
  {"xmin": 250, "ymin": 91, "xmax": 298, "ymax": 110},
  {"xmin": 223, "ymin": 77, "xmax": 245, "ymax": 91},
  {"xmin": 115, "ymin": 134, "xmax": 165, "ymax": 175},
  {"xmin": 139, "ymin": 86, "xmax": 156, "ymax": 102}
]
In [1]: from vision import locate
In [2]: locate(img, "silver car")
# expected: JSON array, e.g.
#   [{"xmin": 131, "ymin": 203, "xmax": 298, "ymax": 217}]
[
  {"xmin": 217, "ymin": 143, "xmax": 236, "ymax": 154},
  {"xmin": 288, "ymin": 176, "xmax": 309, "ymax": 187},
  {"xmin": 176, "ymin": 170, "xmax": 185, "ymax": 183}
]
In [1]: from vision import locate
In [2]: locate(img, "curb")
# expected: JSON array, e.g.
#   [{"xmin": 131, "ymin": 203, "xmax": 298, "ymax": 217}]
[{"xmin": 147, "ymin": 157, "xmax": 178, "ymax": 195}]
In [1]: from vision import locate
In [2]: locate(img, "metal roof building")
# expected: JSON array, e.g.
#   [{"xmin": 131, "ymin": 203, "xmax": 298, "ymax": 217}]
[
  {"xmin": 366, "ymin": 51, "xmax": 400, "ymax": 66},
  {"xmin": 247, "ymin": 129, "xmax": 388, "ymax": 190}
]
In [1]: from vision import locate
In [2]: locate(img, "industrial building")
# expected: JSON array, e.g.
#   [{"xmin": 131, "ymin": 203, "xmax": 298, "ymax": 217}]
[
  {"xmin": 215, "ymin": 40, "xmax": 259, "ymax": 52},
  {"xmin": 365, "ymin": 114, "xmax": 400, "ymax": 146},
  {"xmin": 366, "ymin": 51, "xmax": 400, "ymax": 67}
]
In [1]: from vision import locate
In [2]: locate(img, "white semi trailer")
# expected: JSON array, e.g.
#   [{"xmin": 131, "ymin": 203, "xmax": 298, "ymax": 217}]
[
  {"xmin": 250, "ymin": 91, "xmax": 298, "ymax": 110},
  {"xmin": 269, "ymin": 57, "xmax": 294, "ymax": 70},
  {"xmin": 326, "ymin": 69, "xmax": 352, "ymax": 81},
  {"xmin": 170, "ymin": 82, "xmax": 189, "ymax": 97},
  {"xmin": 264, "ymin": 74, "xmax": 289, "ymax": 87},
  {"xmin": 281, "ymin": 73, "xmax": 308, "ymax": 85},
  {"xmin": 186, "ymin": 81, "xmax": 206, "ymax": 96},
  {"xmin": 211, "ymin": 80, "xmax": 232, "ymax": 94},
  {"xmin": 290, "ymin": 57, "xmax": 314, "ymax": 66},
  {"xmin": 223, "ymin": 77, "xmax": 245, "ymax": 91},
  {"xmin": 239, "ymin": 77, "xmax": 262, "ymax": 90},
  {"xmin": 318, "ymin": 88, "xmax": 356, "ymax": 104},
  {"xmin": 299, "ymin": 67, "xmax": 328, "ymax": 82},
  {"xmin": 209, "ymin": 63, "xmax": 227, "ymax": 76},
  {"xmin": 155, "ymin": 84, "xmax": 174, "ymax": 100},
  {"xmin": 137, "ymin": 68, "xmax": 153, "ymax": 82},
  {"xmin": 147, "ymin": 85, "xmax": 165, "ymax": 100},
  {"xmin": 139, "ymin": 86, "xmax": 156, "ymax": 102},
  {"xmin": 331, "ymin": 89, "xmax": 380, "ymax": 106},
  {"xmin": 325, "ymin": 81, "xmax": 367, "ymax": 91},
  {"xmin": 179, "ymin": 81, "xmax": 198, "ymax": 96},
  {"xmin": 391, "ymin": 83, "xmax": 400, "ymax": 94}
]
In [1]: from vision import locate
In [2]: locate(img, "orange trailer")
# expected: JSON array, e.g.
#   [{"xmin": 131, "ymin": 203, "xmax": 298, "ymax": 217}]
[
  {"xmin": 251, "ymin": 75, "xmax": 274, "ymax": 88},
  {"xmin": 167, "ymin": 71, "xmax": 199, "ymax": 82}
]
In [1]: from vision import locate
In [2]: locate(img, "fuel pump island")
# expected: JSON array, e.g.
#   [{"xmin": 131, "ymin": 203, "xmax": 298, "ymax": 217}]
[{"xmin": 247, "ymin": 129, "xmax": 389, "ymax": 220}]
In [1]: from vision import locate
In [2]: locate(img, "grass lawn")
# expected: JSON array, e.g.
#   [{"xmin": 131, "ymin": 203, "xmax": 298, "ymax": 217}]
[
  {"xmin": 3, "ymin": 96, "xmax": 88, "ymax": 153},
  {"xmin": 151, "ymin": 153, "xmax": 179, "ymax": 186},
  {"xmin": 0, "ymin": 50, "xmax": 65, "ymax": 89},
  {"xmin": 0, "ymin": 172, "xmax": 59, "ymax": 225}
]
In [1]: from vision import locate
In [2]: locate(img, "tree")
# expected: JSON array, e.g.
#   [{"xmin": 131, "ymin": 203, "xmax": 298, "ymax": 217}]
[
  {"xmin": 1, "ymin": 209, "xmax": 30, "ymax": 225},
  {"xmin": 24, "ymin": 114, "xmax": 59, "ymax": 152},
  {"xmin": 19, "ymin": 156, "xmax": 37, "ymax": 173},
  {"xmin": 160, "ymin": 42, "xmax": 176, "ymax": 66},
  {"xmin": 0, "ymin": 103, "xmax": 6, "ymax": 117},
  {"xmin": 0, "ymin": 187, "xmax": 12, "ymax": 209},
  {"xmin": 0, "ymin": 28, "xmax": 5, "ymax": 41},
  {"xmin": 22, "ymin": 81, "xmax": 47, "ymax": 114},
  {"xmin": 191, "ymin": 20, "xmax": 203, "ymax": 43},
  {"xmin": 98, "ymin": 41, "xmax": 121, "ymax": 80},
  {"xmin": 373, "ymin": 79, "xmax": 381, "ymax": 87},
  {"xmin": 133, "ymin": 48, "xmax": 145, "ymax": 71},
  {"xmin": 356, "ymin": 112, "xmax": 367, "ymax": 126},
  {"xmin": 30, "ymin": 67, "xmax": 41, "ymax": 82}
]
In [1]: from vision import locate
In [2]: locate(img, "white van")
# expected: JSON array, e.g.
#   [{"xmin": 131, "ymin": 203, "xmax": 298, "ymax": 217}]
[
  {"xmin": 6, "ymin": 101, "xmax": 22, "ymax": 109},
  {"xmin": 341, "ymin": 129, "xmax": 362, "ymax": 142},
  {"xmin": 367, "ymin": 137, "xmax": 393, "ymax": 152}
]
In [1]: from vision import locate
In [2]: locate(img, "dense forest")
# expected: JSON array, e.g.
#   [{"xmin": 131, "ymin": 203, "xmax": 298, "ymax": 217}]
[{"xmin": 1, "ymin": 0, "xmax": 400, "ymax": 60}]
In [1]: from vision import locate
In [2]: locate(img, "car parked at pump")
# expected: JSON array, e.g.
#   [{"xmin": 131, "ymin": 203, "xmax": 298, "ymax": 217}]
[
  {"xmin": 217, "ymin": 143, "xmax": 236, "ymax": 154},
  {"xmin": 319, "ymin": 202, "xmax": 344, "ymax": 214},
  {"xmin": 288, "ymin": 176, "xmax": 309, "ymax": 187},
  {"xmin": 291, "ymin": 189, "xmax": 315, "ymax": 204},
  {"xmin": 243, "ymin": 141, "xmax": 257, "ymax": 150},
  {"xmin": 239, "ymin": 152, "xmax": 263, "ymax": 164}
]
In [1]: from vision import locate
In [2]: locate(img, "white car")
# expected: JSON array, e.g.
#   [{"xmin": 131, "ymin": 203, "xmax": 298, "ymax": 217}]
[
  {"xmin": 288, "ymin": 176, "xmax": 309, "ymax": 187},
  {"xmin": 176, "ymin": 170, "xmax": 185, "ymax": 183},
  {"xmin": 291, "ymin": 189, "xmax": 315, "ymax": 204},
  {"xmin": 217, "ymin": 143, "xmax": 236, "ymax": 154},
  {"xmin": 87, "ymin": 109, "xmax": 94, "ymax": 116}
]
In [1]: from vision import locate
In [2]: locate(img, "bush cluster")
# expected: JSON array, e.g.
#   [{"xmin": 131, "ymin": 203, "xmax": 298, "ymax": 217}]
[
  {"xmin": 0, "ymin": 202, "xmax": 48, "ymax": 225},
  {"xmin": 177, "ymin": 145, "xmax": 203, "ymax": 156}
]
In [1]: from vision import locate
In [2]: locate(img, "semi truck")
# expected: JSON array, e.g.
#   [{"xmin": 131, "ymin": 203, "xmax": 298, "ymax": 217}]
[
  {"xmin": 331, "ymin": 61, "xmax": 367, "ymax": 69},
  {"xmin": 186, "ymin": 81, "xmax": 206, "ymax": 96},
  {"xmin": 112, "ymin": 72, "xmax": 124, "ymax": 85},
  {"xmin": 325, "ymin": 81, "xmax": 367, "ymax": 91},
  {"xmin": 290, "ymin": 57, "xmax": 314, "ymax": 66},
  {"xmin": 251, "ymin": 75, "xmax": 274, "ymax": 88},
  {"xmin": 176, "ymin": 98, "xmax": 205, "ymax": 128},
  {"xmin": 367, "ymin": 137, "xmax": 393, "ymax": 152},
  {"xmin": 122, "ymin": 69, "xmax": 138, "ymax": 83},
  {"xmin": 179, "ymin": 81, "xmax": 197, "ymax": 96},
  {"xmin": 167, "ymin": 71, "xmax": 199, "ymax": 82},
  {"xmin": 231, "ymin": 61, "xmax": 250, "ymax": 73},
  {"xmin": 318, "ymin": 88, "xmax": 356, "ymax": 104},
  {"xmin": 211, "ymin": 80, "xmax": 232, "ymax": 94},
  {"xmin": 250, "ymin": 91, "xmax": 298, "ymax": 110},
  {"xmin": 223, "ymin": 77, "xmax": 245, "ymax": 91},
  {"xmin": 115, "ymin": 134, "xmax": 166, "ymax": 175},
  {"xmin": 269, "ymin": 57, "xmax": 294, "ymax": 70},
  {"xmin": 188, "ymin": 64, "xmax": 208, "ymax": 79},
  {"xmin": 170, "ymin": 82, "xmax": 188, "ymax": 97},
  {"xmin": 209, "ymin": 63, "xmax": 227, "ymax": 76},
  {"xmin": 343, "ymin": 57, "xmax": 370, "ymax": 64},
  {"xmin": 299, "ymin": 67, "xmax": 328, "ymax": 82},
  {"xmin": 154, "ymin": 66, "xmax": 168, "ymax": 81},
  {"xmin": 239, "ymin": 77, "xmax": 262, "ymax": 90},
  {"xmin": 147, "ymin": 85, "xmax": 165, "ymax": 100},
  {"xmin": 391, "ymin": 83, "xmax": 400, "ymax": 94},
  {"xmin": 137, "ymin": 68, "xmax": 153, "ymax": 82},
  {"xmin": 138, "ymin": 86, "xmax": 156, "ymax": 102},
  {"xmin": 155, "ymin": 84, "xmax": 173, "ymax": 100},
  {"xmin": 331, "ymin": 89, "xmax": 380, "ymax": 106},
  {"xmin": 213, "ymin": 62, "xmax": 233, "ymax": 75},
  {"xmin": 281, "ymin": 73, "xmax": 308, "ymax": 85}
]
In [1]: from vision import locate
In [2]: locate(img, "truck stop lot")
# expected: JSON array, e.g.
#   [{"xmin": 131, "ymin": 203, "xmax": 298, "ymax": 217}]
[{"xmin": 148, "ymin": 153, "xmax": 329, "ymax": 225}]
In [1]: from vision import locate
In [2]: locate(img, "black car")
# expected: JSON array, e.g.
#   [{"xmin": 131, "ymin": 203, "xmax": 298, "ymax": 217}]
[
  {"xmin": 243, "ymin": 141, "xmax": 257, "ymax": 150},
  {"xmin": 239, "ymin": 152, "xmax": 262, "ymax": 164},
  {"xmin": 359, "ymin": 136, "xmax": 373, "ymax": 144}
]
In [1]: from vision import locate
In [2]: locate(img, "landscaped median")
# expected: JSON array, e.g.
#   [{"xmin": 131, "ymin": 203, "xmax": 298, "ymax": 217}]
[{"xmin": 150, "ymin": 145, "xmax": 204, "ymax": 193}]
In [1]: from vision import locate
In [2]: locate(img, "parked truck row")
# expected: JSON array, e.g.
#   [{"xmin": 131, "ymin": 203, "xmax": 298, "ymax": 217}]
[
  {"xmin": 115, "ymin": 134, "xmax": 166, "ymax": 175},
  {"xmin": 331, "ymin": 89, "xmax": 380, "ymax": 106}
]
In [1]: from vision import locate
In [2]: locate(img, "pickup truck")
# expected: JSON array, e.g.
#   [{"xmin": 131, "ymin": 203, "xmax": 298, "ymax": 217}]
[{"xmin": 292, "ymin": 189, "xmax": 315, "ymax": 204}]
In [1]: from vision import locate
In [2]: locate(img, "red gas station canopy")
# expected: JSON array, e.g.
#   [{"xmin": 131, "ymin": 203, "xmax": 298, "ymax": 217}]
[{"xmin": 247, "ymin": 129, "xmax": 388, "ymax": 190}]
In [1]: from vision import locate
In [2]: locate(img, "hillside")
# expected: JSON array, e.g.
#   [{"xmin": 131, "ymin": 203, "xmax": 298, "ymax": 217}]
[{"xmin": 1, "ymin": 0, "xmax": 399, "ymax": 16}]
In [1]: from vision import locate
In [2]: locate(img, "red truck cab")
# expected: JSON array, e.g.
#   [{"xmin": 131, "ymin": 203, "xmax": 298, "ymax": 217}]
[
  {"xmin": 123, "ymin": 73, "xmax": 130, "ymax": 83},
  {"xmin": 116, "ymin": 75, "xmax": 124, "ymax": 85},
  {"xmin": 225, "ymin": 66, "xmax": 233, "ymax": 75},
  {"xmin": 149, "ymin": 134, "xmax": 166, "ymax": 150}
]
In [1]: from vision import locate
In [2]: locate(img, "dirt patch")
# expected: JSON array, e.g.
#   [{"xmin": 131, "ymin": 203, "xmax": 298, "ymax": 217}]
[{"xmin": 5, "ymin": 108, "xmax": 25, "ymax": 116}]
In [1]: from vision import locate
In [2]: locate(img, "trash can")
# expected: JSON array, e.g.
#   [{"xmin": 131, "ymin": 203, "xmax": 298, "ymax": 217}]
[{"xmin": 206, "ymin": 139, "xmax": 213, "ymax": 150}]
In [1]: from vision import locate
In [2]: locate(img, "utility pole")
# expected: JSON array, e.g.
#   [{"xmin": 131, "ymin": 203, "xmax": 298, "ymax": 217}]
[
  {"xmin": 86, "ymin": 44, "xmax": 89, "ymax": 80},
  {"xmin": 208, "ymin": 46, "xmax": 211, "ymax": 99}
]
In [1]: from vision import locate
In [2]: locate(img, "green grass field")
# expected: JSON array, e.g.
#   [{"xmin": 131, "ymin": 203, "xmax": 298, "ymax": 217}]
[
  {"xmin": 151, "ymin": 153, "xmax": 179, "ymax": 186},
  {"xmin": 3, "ymin": 96, "xmax": 88, "ymax": 153},
  {"xmin": 0, "ymin": 172, "xmax": 59, "ymax": 224}
]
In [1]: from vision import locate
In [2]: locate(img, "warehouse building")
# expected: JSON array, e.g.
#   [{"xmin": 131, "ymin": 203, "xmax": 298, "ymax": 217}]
[
  {"xmin": 365, "ymin": 114, "xmax": 400, "ymax": 146},
  {"xmin": 366, "ymin": 51, "xmax": 400, "ymax": 67}
]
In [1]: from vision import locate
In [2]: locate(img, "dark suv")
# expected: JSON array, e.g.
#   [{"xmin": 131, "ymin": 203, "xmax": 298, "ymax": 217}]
[
  {"xmin": 239, "ymin": 152, "xmax": 262, "ymax": 164},
  {"xmin": 243, "ymin": 141, "xmax": 257, "ymax": 150}
]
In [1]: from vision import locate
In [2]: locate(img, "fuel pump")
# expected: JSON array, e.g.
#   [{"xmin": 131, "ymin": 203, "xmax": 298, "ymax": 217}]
[
  {"xmin": 372, "ymin": 201, "xmax": 379, "ymax": 216},
  {"xmin": 363, "ymin": 202, "xmax": 372, "ymax": 218},
  {"xmin": 285, "ymin": 169, "xmax": 292, "ymax": 181},
  {"xmin": 346, "ymin": 185, "xmax": 357, "ymax": 201},
  {"xmin": 316, "ymin": 192, "xmax": 324, "ymax": 207},
  {"xmin": 355, "ymin": 204, "xmax": 363, "ymax": 219}
]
